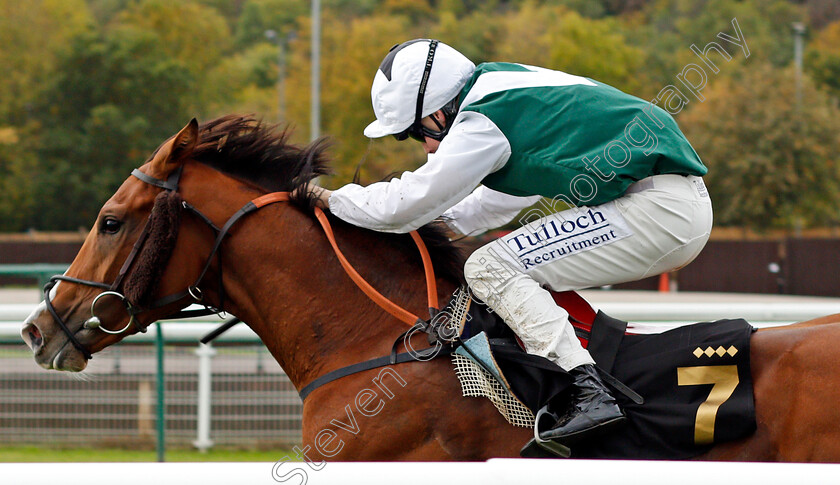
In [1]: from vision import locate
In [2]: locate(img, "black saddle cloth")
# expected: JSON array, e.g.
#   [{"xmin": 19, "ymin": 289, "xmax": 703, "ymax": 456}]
[{"xmin": 464, "ymin": 300, "xmax": 757, "ymax": 460}]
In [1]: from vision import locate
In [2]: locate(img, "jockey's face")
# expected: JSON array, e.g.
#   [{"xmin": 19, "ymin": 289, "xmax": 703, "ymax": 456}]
[{"xmin": 419, "ymin": 111, "xmax": 446, "ymax": 154}]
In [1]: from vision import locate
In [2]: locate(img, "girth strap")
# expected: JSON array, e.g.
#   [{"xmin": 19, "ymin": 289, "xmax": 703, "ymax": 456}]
[{"xmin": 299, "ymin": 345, "xmax": 454, "ymax": 401}]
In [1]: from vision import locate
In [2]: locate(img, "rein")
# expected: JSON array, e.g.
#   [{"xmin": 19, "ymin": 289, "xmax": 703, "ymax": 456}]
[
  {"xmin": 251, "ymin": 192, "xmax": 441, "ymax": 324},
  {"xmin": 46, "ymin": 167, "xmax": 440, "ymax": 361},
  {"xmin": 312, "ymin": 206, "xmax": 438, "ymax": 325}
]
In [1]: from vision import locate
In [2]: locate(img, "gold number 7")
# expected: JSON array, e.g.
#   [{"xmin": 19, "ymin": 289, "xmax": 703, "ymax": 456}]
[{"xmin": 677, "ymin": 365, "xmax": 739, "ymax": 445}]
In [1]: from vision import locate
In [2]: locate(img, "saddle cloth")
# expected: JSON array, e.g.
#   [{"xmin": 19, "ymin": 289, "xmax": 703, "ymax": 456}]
[{"xmin": 447, "ymin": 288, "xmax": 757, "ymax": 460}]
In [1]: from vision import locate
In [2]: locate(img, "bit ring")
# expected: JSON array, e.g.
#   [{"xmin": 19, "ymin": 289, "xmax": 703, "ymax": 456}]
[{"xmin": 88, "ymin": 291, "xmax": 135, "ymax": 335}]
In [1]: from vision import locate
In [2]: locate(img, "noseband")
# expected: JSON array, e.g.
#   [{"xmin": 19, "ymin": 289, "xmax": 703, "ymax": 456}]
[{"xmin": 43, "ymin": 166, "xmax": 290, "ymax": 360}]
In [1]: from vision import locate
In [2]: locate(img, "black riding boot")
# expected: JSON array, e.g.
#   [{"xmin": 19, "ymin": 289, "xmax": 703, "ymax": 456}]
[{"xmin": 539, "ymin": 364, "xmax": 625, "ymax": 443}]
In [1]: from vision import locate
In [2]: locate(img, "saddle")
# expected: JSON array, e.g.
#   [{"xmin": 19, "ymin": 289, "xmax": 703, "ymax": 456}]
[{"xmin": 430, "ymin": 287, "xmax": 757, "ymax": 460}]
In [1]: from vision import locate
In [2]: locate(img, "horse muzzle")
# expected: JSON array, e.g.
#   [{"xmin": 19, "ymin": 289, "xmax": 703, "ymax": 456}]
[{"xmin": 21, "ymin": 316, "xmax": 89, "ymax": 372}]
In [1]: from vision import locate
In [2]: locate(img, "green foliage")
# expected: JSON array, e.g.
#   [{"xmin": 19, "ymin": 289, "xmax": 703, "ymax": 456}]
[
  {"xmin": 679, "ymin": 64, "xmax": 840, "ymax": 230},
  {"xmin": 234, "ymin": 0, "xmax": 308, "ymax": 48},
  {"xmin": 432, "ymin": 10, "xmax": 503, "ymax": 64},
  {"xmin": 805, "ymin": 21, "xmax": 840, "ymax": 100},
  {"xmin": 545, "ymin": 0, "xmax": 607, "ymax": 18},
  {"xmin": 284, "ymin": 12, "xmax": 430, "ymax": 183},
  {"xmin": 806, "ymin": 0, "xmax": 840, "ymax": 30},
  {"xmin": 86, "ymin": 0, "xmax": 133, "ymax": 25},
  {"xmin": 0, "ymin": 0, "xmax": 92, "ymax": 123},
  {"xmin": 1, "ymin": 0, "xmax": 840, "ymax": 232},
  {"xmin": 0, "ymin": 127, "xmax": 37, "ymax": 231},
  {"xmin": 632, "ymin": 0, "xmax": 805, "ymax": 92},
  {"xmin": 114, "ymin": 0, "xmax": 233, "ymax": 75},
  {"xmin": 29, "ymin": 26, "xmax": 195, "ymax": 229},
  {"xmin": 545, "ymin": 10, "xmax": 646, "ymax": 93},
  {"xmin": 203, "ymin": 43, "xmax": 284, "ymax": 119},
  {"xmin": 112, "ymin": 0, "xmax": 233, "ymax": 115},
  {"xmin": 381, "ymin": 0, "xmax": 435, "ymax": 23}
]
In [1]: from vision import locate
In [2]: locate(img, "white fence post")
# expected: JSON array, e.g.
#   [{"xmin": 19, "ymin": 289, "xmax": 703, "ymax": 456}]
[{"xmin": 193, "ymin": 342, "xmax": 216, "ymax": 452}]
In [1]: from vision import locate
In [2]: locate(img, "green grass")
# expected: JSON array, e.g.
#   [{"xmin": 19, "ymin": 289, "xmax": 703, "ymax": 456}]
[{"xmin": 0, "ymin": 446, "xmax": 294, "ymax": 462}]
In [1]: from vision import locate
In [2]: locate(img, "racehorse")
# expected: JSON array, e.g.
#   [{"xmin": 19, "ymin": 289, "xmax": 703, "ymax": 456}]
[{"xmin": 19, "ymin": 115, "xmax": 840, "ymax": 462}]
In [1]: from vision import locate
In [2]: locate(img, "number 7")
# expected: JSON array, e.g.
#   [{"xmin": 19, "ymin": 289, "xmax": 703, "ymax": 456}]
[{"xmin": 677, "ymin": 365, "xmax": 739, "ymax": 445}]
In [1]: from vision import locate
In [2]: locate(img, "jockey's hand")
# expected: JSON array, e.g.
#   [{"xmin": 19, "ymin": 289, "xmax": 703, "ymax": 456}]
[{"xmin": 294, "ymin": 182, "xmax": 331, "ymax": 210}]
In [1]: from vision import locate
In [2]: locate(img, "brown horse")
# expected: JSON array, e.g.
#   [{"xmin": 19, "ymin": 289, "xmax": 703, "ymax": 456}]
[{"xmin": 19, "ymin": 116, "xmax": 840, "ymax": 462}]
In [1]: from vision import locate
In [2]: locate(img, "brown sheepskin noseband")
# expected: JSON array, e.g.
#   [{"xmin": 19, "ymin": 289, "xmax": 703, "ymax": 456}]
[{"xmin": 124, "ymin": 191, "xmax": 182, "ymax": 306}]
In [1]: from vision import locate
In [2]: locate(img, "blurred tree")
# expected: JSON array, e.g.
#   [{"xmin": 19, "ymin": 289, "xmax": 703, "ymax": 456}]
[
  {"xmin": 3, "ymin": 0, "xmax": 837, "ymax": 233},
  {"xmin": 806, "ymin": 0, "xmax": 840, "ymax": 30},
  {"xmin": 195, "ymin": 0, "xmax": 247, "ymax": 26},
  {"xmin": 0, "ymin": 0, "xmax": 92, "ymax": 124},
  {"xmin": 462, "ymin": 4, "xmax": 646, "ymax": 94},
  {"xmin": 490, "ymin": 2, "xmax": 559, "ymax": 67},
  {"xmin": 805, "ymin": 20, "xmax": 840, "ymax": 101},
  {"xmin": 86, "ymin": 0, "xmax": 133, "ymax": 25},
  {"xmin": 323, "ymin": 0, "xmax": 380, "ymax": 17},
  {"xmin": 203, "ymin": 42, "xmax": 281, "ymax": 119},
  {"xmin": 381, "ymin": 0, "xmax": 435, "ymax": 23},
  {"xmin": 28, "ymin": 27, "xmax": 194, "ymax": 229},
  {"xmin": 284, "ymin": 13, "xmax": 430, "ymax": 185},
  {"xmin": 634, "ymin": 0, "xmax": 804, "ymax": 93},
  {"xmin": 601, "ymin": 0, "xmax": 651, "ymax": 14},
  {"xmin": 234, "ymin": 0, "xmax": 308, "ymax": 48},
  {"xmin": 0, "ymin": 0, "xmax": 91, "ymax": 230},
  {"xmin": 433, "ymin": 9, "xmax": 503, "ymax": 64},
  {"xmin": 234, "ymin": 0, "xmax": 381, "ymax": 49},
  {"xmin": 0, "ymin": 127, "xmax": 37, "ymax": 231},
  {"xmin": 437, "ymin": 0, "xmax": 499, "ymax": 17},
  {"xmin": 114, "ymin": 0, "xmax": 232, "ymax": 73},
  {"xmin": 545, "ymin": 10, "xmax": 646, "ymax": 94},
  {"xmin": 113, "ymin": 0, "xmax": 232, "ymax": 115},
  {"xmin": 680, "ymin": 64, "xmax": 840, "ymax": 231},
  {"xmin": 544, "ymin": 0, "xmax": 607, "ymax": 18}
]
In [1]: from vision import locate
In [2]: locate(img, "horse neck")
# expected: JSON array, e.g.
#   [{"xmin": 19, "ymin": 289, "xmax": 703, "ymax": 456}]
[{"xmin": 213, "ymin": 206, "xmax": 458, "ymax": 389}]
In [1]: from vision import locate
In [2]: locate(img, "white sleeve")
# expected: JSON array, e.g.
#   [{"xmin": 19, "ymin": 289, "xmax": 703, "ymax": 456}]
[
  {"xmin": 328, "ymin": 112, "xmax": 511, "ymax": 233},
  {"xmin": 441, "ymin": 186, "xmax": 541, "ymax": 236}
]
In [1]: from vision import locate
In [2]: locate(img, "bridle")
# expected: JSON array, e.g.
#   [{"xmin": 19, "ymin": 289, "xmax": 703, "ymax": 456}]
[
  {"xmin": 44, "ymin": 164, "xmax": 439, "ymax": 361},
  {"xmin": 43, "ymin": 166, "xmax": 288, "ymax": 360}
]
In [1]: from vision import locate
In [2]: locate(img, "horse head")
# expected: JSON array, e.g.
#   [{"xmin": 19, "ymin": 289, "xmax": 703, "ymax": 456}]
[
  {"xmin": 20, "ymin": 116, "xmax": 330, "ymax": 371},
  {"xmin": 19, "ymin": 120, "xmax": 204, "ymax": 370}
]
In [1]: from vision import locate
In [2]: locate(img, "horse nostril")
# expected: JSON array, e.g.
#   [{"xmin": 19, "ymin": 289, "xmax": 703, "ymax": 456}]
[
  {"xmin": 30, "ymin": 329, "xmax": 43, "ymax": 348},
  {"xmin": 22, "ymin": 323, "xmax": 43, "ymax": 351}
]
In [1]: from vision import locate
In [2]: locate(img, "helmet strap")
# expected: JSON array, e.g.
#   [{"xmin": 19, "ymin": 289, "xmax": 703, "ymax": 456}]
[{"xmin": 413, "ymin": 40, "xmax": 439, "ymax": 128}]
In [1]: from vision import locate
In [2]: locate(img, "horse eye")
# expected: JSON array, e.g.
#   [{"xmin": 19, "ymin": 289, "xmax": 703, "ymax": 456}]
[{"xmin": 100, "ymin": 217, "xmax": 122, "ymax": 234}]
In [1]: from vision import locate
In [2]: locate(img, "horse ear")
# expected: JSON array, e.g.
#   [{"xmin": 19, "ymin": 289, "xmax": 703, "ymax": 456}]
[
  {"xmin": 149, "ymin": 118, "xmax": 199, "ymax": 174},
  {"xmin": 170, "ymin": 118, "xmax": 199, "ymax": 162}
]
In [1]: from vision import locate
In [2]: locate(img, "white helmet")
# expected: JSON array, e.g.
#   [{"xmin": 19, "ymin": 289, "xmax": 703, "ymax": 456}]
[{"xmin": 364, "ymin": 39, "xmax": 475, "ymax": 139}]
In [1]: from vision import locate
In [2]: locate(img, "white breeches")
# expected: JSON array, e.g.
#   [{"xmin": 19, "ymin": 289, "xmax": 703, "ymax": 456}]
[{"xmin": 464, "ymin": 174, "xmax": 713, "ymax": 371}]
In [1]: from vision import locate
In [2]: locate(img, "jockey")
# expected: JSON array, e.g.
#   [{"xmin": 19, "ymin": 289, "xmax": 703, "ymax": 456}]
[{"xmin": 303, "ymin": 39, "xmax": 712, "ymax": 444}]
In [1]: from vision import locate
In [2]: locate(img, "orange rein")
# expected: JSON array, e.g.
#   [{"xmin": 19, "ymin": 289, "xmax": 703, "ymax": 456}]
[{"xmin": 251, "ymin": 191, "xmax": 439, "ymax": 326}]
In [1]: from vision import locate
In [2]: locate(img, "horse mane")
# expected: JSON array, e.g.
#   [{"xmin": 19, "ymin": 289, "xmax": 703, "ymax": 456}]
[{"xmin": 190, "ymin": 114, "xmax": 467, "ymax": 283}]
